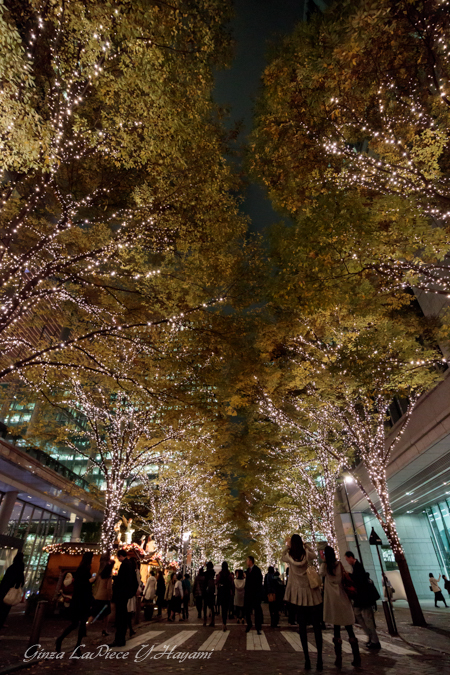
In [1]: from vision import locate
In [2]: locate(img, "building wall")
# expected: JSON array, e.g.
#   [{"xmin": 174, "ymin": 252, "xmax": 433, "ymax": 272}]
[
  {"xmin": 336, "ymin": 508, "xmax": 441, "ymax": 600},
  {"xmin": 362, "ymin": 512, "xmax": 441, "ymax": 600}
]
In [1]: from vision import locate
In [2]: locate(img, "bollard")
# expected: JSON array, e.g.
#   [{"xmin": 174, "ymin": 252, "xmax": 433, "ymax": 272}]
[{"xmin": 27, "ymin": 600, "xmax": 48, "ymax": 656}]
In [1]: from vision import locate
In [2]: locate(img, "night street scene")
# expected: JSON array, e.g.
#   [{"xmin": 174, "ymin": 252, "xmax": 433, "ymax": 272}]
[{"xmin": 1, "ymin": 1, "xmax": 450, "ymax": 675}]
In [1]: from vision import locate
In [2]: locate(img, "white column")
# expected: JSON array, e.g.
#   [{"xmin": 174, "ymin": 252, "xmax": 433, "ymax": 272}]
[{"xmin": 71, "ymin": 515, "xmax": 83, "ymax": 541}]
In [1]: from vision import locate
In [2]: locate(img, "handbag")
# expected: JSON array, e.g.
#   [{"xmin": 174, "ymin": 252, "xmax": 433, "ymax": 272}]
[
  {"xmin": 339, "ymin": 563, "xmax": 357, "ymax": 601},
  {"xmin": 3, "ymin": 585, "xmax": 23, "ymax": 606},
  {"xmin": 267, "ymin": 592, "xmax": 276, "ymax": 602},
  {"xmin": 306, "ymin": 565, "xmax": 322, "ymax": 590}
]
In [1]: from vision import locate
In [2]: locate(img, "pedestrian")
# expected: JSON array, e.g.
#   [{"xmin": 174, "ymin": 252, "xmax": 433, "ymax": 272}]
[
  {"xmin": 144, "ymin": 570, "xmax": 157, "ymax": 603},
  {"xmin": 216, "ymin": 561, "xmax": 234, "ymax": 632},
  {"xmin": 203, "ymin": 561, "xmax": 216, "ymax": 627},
  {"xmin": 264, "ymin": 565, "xmax": 282, "ymax": 628},
  {"xmin": 273, "ymin": 570, "xmax": 285, "ymax": 620},
  {"xmin": 55, "ymin": 552, "xmax": 94, "ymax": 656},
  {"xmin": 382, "ymin": 575, "xmax": 395, "ymax": 602},
  {"xmin": 58, "ymin": 571, "xmax": 74, "ymax": 619},
  {"xmin": 126, "ymin": 555, "xmax": 140, "ymax": 637},
  {"xmin": 0, "ymin": 551, "xmax": 25, "ymax": 629},
  {"xmin": 182, "ymin": 573, "xmax": 191, "ymax": 620},
  {"xmin": 229, "ymin": 571, "xmax": 235, "ymax": 620},
  {"xmin": 320, "ymin": 546, "xmax": 361, "ymax": 668},
  {"xmin": 110, "ymin": 549, "xmax": 139, "ymax": 647},
  {"xmin": 244, "ymin": 555, "xmax": 263, "ymax": 635},
  {"xmin": 429, "ymin": 573, "xmax": 448, "ymax": 607},
  {"xmin": 156, "ymin": 570, "xmax": 165, "ymax": 617},
  {"xmin": 234, "ymin": 569, "xmax": 246, "ymax": 623},
  {"xmin": 143, "ymin": 569, "xmax": 157, "ymax": 620},
  {"xmin": 345, "ymin": 550, "xmax": 381, "ymax": 650},
  {"xmin": 88, "ymin": 558, "xmax": 114, "ymax": 637},
  {"xmin": 193, "ymin": 567, "xmax": 206, "ymax": 618},
  {"xmin": 165, "ymin": 572, "xmax": 176, "ymax": 621},
  {"xmin": 282, "ymin": 535, "xmax": 323, "ymax": 671},
  {"xmin": 172, "ymin": 572, "xmax": 184, "ymax": 621},
  {"xmin": 443, "ymin": 574, "xmax": 450, "ymax": 598}
]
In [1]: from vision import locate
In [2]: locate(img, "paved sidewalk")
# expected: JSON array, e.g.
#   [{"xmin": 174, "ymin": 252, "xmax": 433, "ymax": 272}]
[{"xmin": 0, "ymin": 601, "xmax": 448, "ymax": 675}]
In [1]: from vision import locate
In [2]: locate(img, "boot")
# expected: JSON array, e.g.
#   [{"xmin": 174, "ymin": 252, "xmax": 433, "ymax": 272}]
[
  {"xmin": 316, "ymin": 654, "xmax": 323, "ymax": 672},
  {"xmin": 349, "ymin": 637, "xmax": 361, "ymax": 667},
  {"xmin": 333, "ymin": 637, "xmax": 343, "ymax": 669}
]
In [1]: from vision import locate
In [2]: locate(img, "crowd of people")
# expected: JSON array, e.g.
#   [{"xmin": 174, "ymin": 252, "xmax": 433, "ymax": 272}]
[
  {"xmin": 47, "ymin": 537, "xmax": 385, "ymax": 667},
  {"xmin": 2, "ymin": 538, "xmax": 449, "ymax": 668}
]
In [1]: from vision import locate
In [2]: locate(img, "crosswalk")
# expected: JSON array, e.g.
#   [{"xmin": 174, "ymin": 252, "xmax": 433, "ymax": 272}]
[
  {"xmin": 198, "ymin": 630, "xmax": 230, "ymax": 652},
  {"xmin": 281, "ymin": 631, "xmax": 317, "ymax": 653},
  {"xmin": 112, "ymin": 627, "xmax": 420, "ymax": 658},
  {"xmin": 246, "ymin": 629, "xmax": 270, "ymax": 651}
]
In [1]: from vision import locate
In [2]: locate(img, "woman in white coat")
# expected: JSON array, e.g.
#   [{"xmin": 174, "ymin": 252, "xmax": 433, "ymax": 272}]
[
  {"xmin": 429, "ymin": 573, "xmax": 448, "ymax": 607},
  {"xmin": 144, "ymin": 571, "xmax": 157, "ymax": 603},
  {"xmin": 282, "ymin": 535, "xmax": 323, "ymax": 671},
  {"xmin": 319, "ymin": 546, "xmax": 361, "ymax": 668}
]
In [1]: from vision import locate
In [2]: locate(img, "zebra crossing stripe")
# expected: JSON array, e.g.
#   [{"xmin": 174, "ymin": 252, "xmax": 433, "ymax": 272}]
[
  {"xmin": 281, "ymin": 631, "xmax": 317, "ymax": 652},
  {"xmin": 153, "ymin": 630, "xmax": 197, "ymax": 652},
  {"xmin": 246, "ymin": 630, "xmax": 270, "ymax": 651},
  {"xmin": 354, "ymin": 631, "xmax": 418, "ymax": 656},
  {"xmin": 322, "ymin": 633, "xmax": 352, "ymax": 653},
  {"xmin": 113, "ymin": 630, "xmax": 164, "ymax": 652},
  {"xmin": 198, "ymin": 630, "xmax": 230, "ymax": 651}
]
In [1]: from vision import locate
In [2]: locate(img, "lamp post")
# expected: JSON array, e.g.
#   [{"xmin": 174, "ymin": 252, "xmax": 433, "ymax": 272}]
[
  {"xmin": 342, "ymin": 475, "xmax": 364, "ymax": 565},
  {"xmin": 369, "ymin": 527, "xmax": 398, "ymax": 636}
]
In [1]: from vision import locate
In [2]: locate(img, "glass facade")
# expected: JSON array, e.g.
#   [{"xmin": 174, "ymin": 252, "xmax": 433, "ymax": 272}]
[
  {"xmin": 425, "ymin": 499, "xmax": 450, "ymax": 574},
  {"xmin": 0, "ymin": 494, "xmax": 69, "ymax": 594}
]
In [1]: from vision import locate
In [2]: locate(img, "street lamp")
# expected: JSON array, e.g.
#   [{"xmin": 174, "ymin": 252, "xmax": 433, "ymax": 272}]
[{"xmin": 342, "ymin": 474, "xmax": 364, "ymax": 564}]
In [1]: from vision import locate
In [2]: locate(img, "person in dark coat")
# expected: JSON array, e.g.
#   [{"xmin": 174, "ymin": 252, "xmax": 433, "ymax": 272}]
[
  {"xmin": 244, "ymin": 555, "xmax": 263, "ymax": 635},
  {"xmin": 111, "ymin": 549, "xmax": 138, "ymax": 647},
  {"xmin": 216, "ymin": 561, "xmax": 234, "ymax": 631},
  {"xmin": 443, "ymin": 574, "xmax": 450, "ymax": 598},
  {"xmin": 345, "ymin": 551, "xmax": 381, "ymax": 650},
  {"xmin": 203, "ymin": 561, "xmax": 216, "ymax": 627},
  {"xmin": 0, "ymin": 551, "xmax": 25, "ymax": 628},
  {"xmin": 156, "ymin": 570, "xmax": 166, "ymax": 617},
  {"xmin": 193, "ymin": 567, "xmax": 206, "ymax": 619},
  {"xmin": 55, "ymin": 552, "xmax": 94, "ymax": 655}
]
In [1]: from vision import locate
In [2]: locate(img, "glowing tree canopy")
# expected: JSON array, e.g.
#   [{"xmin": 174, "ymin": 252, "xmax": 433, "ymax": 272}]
[
  {"xmin": 0, "ymin": 0, "xmax": 249, "ymax": 385},
  {"xmin": 255, "ymin": 310, "xmax": 441, "ymax": 626},
  {"xmin": 251, "ymin": 0, "xmax": 450, "ymax": 297},
  {"xmin": 127, "ymin": 452, "xmax": 238, "ymax": 567}
]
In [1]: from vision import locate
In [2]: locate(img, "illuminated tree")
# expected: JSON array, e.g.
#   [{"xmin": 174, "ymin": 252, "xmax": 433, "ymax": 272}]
[
  {"xmin": 50, "ymin": 380, "xmax": 201, "ymax": 554},
  {"xmin": 277, "ymin": 442, "xmax": 341, "ymax": 551},
  {"xmin": 127, "ymin": 453, "xmax": 237, "ymax": 566},
  {"xmin": 248, "ymin": 506, "xmax": 304, "ymax": 572},
  {"xmin": 0, "ymin": 0, "xmax": 249, "ymax": 384},
  {"xmin": 251, "ymin": 0, "xmax": 450, "ymax": 297},
  {"xmin": 259, "ymin": 314, "xmax": 441, "ymax": 626}
]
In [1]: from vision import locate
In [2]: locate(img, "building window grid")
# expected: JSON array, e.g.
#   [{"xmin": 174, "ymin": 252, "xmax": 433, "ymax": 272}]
[
  {"xmin": 425, "ymin": 500, "xmax": 450, "ymax": 575},
  {"xmin": 1, "ymin": 495, "xmax": 68, "ymax": 592}
]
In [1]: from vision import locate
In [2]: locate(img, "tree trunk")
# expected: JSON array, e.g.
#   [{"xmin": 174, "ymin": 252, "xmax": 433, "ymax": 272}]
[
  {"xmin": 357, "ymin": 470, "xmax": 427, "ymax": 627},
  {"xmin": 379, "ymin": 493, "xmax": 427, "ymax": 627},
  {"xmin": 394, "ymin": 549, "xmax": 427, "ymax": 627},
  {"xmin": 101, "ymin": 478, "xmax": 124, "ymax": 554}
]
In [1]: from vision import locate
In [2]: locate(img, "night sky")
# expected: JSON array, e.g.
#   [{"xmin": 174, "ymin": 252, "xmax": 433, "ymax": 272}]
[{"xmin": 214, "ymin": 0, "xmax": 307, "ymax": 232}]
